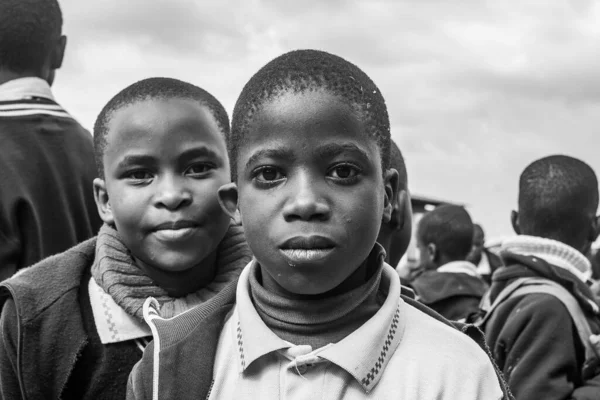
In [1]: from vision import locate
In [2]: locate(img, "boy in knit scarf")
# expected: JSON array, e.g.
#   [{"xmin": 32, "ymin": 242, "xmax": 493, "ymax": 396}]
[
  {"xmin": 127, "ymin": 50, "xmax": 510, "ymax": 399},
  {"xmin": 0, "ymin": 77, "xmax": 251, "ymax": 399},
  {"xmin": 483, "ymin": 155, "xmax": 600, "ymax": 400},
  {"xmin": 411, "ymin": 205, "xmax": 489, "ymax": 322}
]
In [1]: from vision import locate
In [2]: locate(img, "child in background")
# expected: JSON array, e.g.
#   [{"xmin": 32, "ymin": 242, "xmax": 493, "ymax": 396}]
[
  {"xmin": 128, "ymin": 50, "xmax": 509, "ymax": 400},
  {"xmin": 482, "ymin": 155, "xmax": 600, "ymax": 400},
  {"xmin": 0, "ymin": 77, "xmax": 251, "ymax": 399},
  {"xmin": 411, "ymin": 205, "xmax": 488, "ymax": 321},
  {"xmin": 467, "ymin": 224, "xmax": 503, "ymax": 285}
]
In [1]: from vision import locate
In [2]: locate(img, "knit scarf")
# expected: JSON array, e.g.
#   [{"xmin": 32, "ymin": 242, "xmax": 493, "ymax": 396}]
[
  {"xmin": 500, "ymin": 235, "xmax": 592, "ymax": 283},
  {"xmin": 91, "ymin": 223, "xmax": 251, "ymax": 321}
]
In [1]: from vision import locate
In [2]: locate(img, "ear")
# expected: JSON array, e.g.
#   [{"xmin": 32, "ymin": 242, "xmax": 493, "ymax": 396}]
[
  {"xmin": 51, "ymin": 35, "xmax": 67, "ymax": 70},
  {"xmin": 93, "ymin": 178, "xmax": 114, "ymax": 226},
  {"xmin": 392, "ymin": 188, "xmax": 411, "ymax": 231},
  {"xmin": 511, "ymin": 210, "xmax": 521, "ymax": 235},
  {"xmin": 426, "ymin": 243, "xmax": 437, "ymax": 262},
  {"xmin": 590, "ymin": 215, "xmax": 600, "ymax": 242},
  {"xmin": 218, "ymin": 183, "xmax": 241, "ymax": 224},
  {"xmin": 382, "ymin": 168, "xmax": 400, "ymax": 224}
]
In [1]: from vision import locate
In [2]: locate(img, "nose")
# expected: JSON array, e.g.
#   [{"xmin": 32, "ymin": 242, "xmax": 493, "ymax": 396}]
[
  {"xmin": 282, "ymin": 173, "xmax": 330, "ymax": 222},
  {"xmin": 154, "ymin": 175, "xmax": 192, "ymax": 211}
]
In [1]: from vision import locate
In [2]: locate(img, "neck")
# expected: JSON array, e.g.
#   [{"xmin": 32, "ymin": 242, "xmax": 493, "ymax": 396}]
[
  {"xmin": 250, "ymin": 260, "xmax": 384, "ymax": 348},
  {"xmin": 134, "ymin": 251, "xmax": 219, "ymax": 297},
  {"xmin": 0, "ymin": 70, "xmax": 45, "ymax": 86},
  {"xmin": 260, "ymin": 260, "xmax": 373, "ymax": 301}
]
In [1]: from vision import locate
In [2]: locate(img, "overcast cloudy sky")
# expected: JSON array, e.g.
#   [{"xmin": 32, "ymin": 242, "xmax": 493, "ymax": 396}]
[{"xmin": 53, "ymin": 0, "xmax": 600, "ymax": 240}]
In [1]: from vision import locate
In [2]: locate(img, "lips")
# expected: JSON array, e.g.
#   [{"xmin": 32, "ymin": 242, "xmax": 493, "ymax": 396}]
[
  {"xmin": 153, "ymin": 220, "xmax": 198, "ymax": 231},
  {"xmin": 280, "ymin": 235, "xmax": 336, "ymax": 250},
  {"xmin": 152, "ymin": 220, "xmax": 199, "ymax": 242},
  {"xmin": 280, "ymin": 236, "xmax": 336, "ymax": 264}
]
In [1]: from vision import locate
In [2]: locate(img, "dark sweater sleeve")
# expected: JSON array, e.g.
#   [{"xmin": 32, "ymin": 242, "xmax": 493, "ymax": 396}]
[
  {"xmin": 0, "ymin": 299, "xmax": 24, "ymax": 400},
  {"xmin": 0, "ymin": 225, "xmax": 19, "ymax": 282},
  {"xmin": 489, "ymin": 294, "xmax": 586, "ymax": 400}
]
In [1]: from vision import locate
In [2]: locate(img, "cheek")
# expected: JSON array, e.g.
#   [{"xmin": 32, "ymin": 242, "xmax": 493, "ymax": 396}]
[{"xmin": 342, "ymin": 187, "xmax": 384, "ymax": 235}]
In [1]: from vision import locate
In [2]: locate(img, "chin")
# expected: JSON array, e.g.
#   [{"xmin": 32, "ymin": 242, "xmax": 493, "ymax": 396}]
[{"xmin": 153, "ymin": 256, "xmax": 202, "ymax": 273}]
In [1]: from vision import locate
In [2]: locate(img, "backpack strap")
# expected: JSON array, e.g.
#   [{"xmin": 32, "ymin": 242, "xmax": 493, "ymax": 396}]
[
  {"xmin": 477, "ymin": 277, "xmax": 537, "ymax": 327},
  {"xmin": 479, "ymin": 277, "xmax": 600, "ymax": 369}
]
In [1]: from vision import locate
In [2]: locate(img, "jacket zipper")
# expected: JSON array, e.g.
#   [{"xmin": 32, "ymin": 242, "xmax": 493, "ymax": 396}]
[
  {"xmin": 205, "ymin": 379, "xmax": 215, "ymax": 400},
  {"xmin": 3, "ymin": 284, "xmax": 28, "ymax": 400}
]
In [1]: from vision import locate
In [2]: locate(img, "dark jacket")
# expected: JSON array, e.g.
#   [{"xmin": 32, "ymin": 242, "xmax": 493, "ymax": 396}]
[
  {"xmin": 480, "ymin": 249, "xmax": 504, "ymax": 285},
  {"xmin": 0, "ymin": 98, "xmax": 101, "ymax": 280},
  {"xmin": 411, "ymin": 270, "xmax": 488, "ymax": 321},
  {"xmin": 0, "ymin": 239, "xmax": 96, "ymax": 399},
  {"xmin": 127, "ymin": 278, "xmax": 513, "ymax": 400},
  {"xmin": 484, "ymin": 252, "xmax": 600, "ymax": 400}
]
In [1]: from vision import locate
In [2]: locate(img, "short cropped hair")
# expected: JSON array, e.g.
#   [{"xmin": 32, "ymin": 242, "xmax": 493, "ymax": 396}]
[
  {"xmin": 93, "ymin": 77, "xmax": 230, "ymax": 178},
  {"xmin": 0, "ymin": 0, "xmax": 62, "ymax": 73},
  {"xmin": 230, "ymin": 49, "xmax": 390, "ymax": 180},
  {"xmin": 390, "ymin": 140, "xmax": 407, "ymax": 187},
  {"xmin": 417, "ymin": 204, "xmax": 474, "ymax": 261},
  {"xmin": 518, "ymin": 155, "xmax": 599, "ymax": 248}
]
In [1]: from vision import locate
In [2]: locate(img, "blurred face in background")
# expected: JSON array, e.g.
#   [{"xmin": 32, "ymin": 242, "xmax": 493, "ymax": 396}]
[{"xmin": 467, "ymin": 225, "xmax": 485, "ymax": 265}]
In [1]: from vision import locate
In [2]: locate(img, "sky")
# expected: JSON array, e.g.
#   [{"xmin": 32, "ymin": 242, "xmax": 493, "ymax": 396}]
[{"xmin": 53, "ymin": 0, "xmax": 600, "ymax": 241}]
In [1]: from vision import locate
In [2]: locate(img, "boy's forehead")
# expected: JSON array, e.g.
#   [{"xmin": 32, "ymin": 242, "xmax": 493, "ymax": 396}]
[
  {"xmin": 103, "ymin": 98, "xmax": 227, "ymax": 162},
  {"xmin": 237, "ymin": 91, "xmax": 382, "ymax": 169},
  {"xmin": 245, "ymin": 90, "xmax": 369, "ymax": 143},
  {"xmin": 106, "ymin": 98, "xmax": 222, "ymax": 147}
]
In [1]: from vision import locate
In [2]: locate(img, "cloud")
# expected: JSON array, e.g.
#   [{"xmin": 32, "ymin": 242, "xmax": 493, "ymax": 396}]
[{"xmin": 52, "ymin": 0, "xmax": 600, "ymax": 238}]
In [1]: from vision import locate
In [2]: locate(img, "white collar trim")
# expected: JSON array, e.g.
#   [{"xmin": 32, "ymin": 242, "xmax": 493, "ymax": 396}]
[
  {"xmin": 88, "ymin": 277, "xmax": 151, "ymax": 344},
  {"xmin": 437, "ymin": 261, "xmax": 479, "ymax": 277},
  {"xmin": 0, "ymin": 77, "xmax": 55, "ymax": 101}
]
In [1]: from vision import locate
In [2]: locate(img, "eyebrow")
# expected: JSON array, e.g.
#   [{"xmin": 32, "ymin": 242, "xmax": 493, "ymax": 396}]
[
  {"xmin": 178, "ymin": 146, "xmax": 222, "ymax": 162},
  {"xmin": 116, "ymin": 154, "xmax": 157, "ymax": 170},
  {"xmin": 315, "ymin": 142, "xmax": 371, "ymax": 162},
  {"xmin": 115, "ymin": 146, "xmax": 222, "ymax": 170},
  {"xmin": 245, "ymin": 147, "xmax": 296, "ymax": 170}
]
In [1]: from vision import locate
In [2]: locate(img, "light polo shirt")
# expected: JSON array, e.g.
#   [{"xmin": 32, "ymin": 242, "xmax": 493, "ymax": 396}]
[
  {"xmin": 209, "ymin": 262, "xmax": 503, "ymax": 399},
  {"xmin": 88, "ymin": 277, "xmax": 151, "ymax": 350}
]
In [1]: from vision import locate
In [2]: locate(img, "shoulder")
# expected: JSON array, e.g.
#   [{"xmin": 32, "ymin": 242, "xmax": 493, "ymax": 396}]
[
  {"xmin": 401, "ymin": 300, "xmax": 491, "ymax": 360},
  {"xmin": 0, "ymin": 238, "xmax": 96, "ymax": 320},
  {"xmin": 382, "ymin": 300, "xmax": 503, "ymax": 398},
  {"xmin": 496, "ymin": 291, "xmax": 569, "ymax": 324}
]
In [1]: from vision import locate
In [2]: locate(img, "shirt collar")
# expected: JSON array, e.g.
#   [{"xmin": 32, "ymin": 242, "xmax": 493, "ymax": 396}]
[
  {"xmin": 88, "ymin": 277, "xmax": 151, "ymax": 344},
  {"xmin": 235, "ymin": 252, "xmax": 404, "ymax": 393},
  {"xmin": 0, "ymin": 77, "xmax": 55, "ymax": 102},
  {"xmin": 235, "ymin": 260, "xmax": 292, "ymax": 371},
  {"xmin": 437, "ymin": 260, "xmax": 479, "ymax": 276}
]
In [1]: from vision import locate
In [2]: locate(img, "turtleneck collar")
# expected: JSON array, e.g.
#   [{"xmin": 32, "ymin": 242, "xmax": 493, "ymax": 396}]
[
  {"xmin": 249, "ymin": 244, "xmax": 386, "ymax": 349},
  {"xmin": 500, "ymin": 235, "xmax": 592, "ymax": 283},
  {"xmin": 91, "ymin": 222, "xmax": 251, "ymax": 321}
]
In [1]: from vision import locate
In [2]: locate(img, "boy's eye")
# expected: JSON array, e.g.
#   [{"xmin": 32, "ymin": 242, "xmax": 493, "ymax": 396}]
[
  {"xmin": 186, "ymin": 163, "xmax": 214, "ymax": 175},
  {"xmin": 255, "ymin": 167, "xmax": 284, "ymax": 182},
  {"xmin": 328, "ymin": 164, "xmax": 360, "ymax": 180},
  {"xmin": 127, "ymin": 170, "xmax": 153, "ymax": 180}
]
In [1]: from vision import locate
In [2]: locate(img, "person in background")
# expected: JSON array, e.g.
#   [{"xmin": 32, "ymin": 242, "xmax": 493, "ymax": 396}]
[
  {"xmin": 377, "ymin": 140, "xmax": 412, "ymax": 269},
  {"xmin": 0, "ymin": 0, "xmax": 101, "ymax": 280},
  {"xmin": 483, "ymin": 155, "xmax": 600, "ymax": 400},
  {"xmin": 411, "ymin": 205, "xmax": 489, "ymax": 321},
  {"xmin": 0, "ymin": 77, "xmax": 251, "ymax": 399},
  {"xmin": 467, "ymin": 224, "xmax": 504, "ymax": 285}
]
